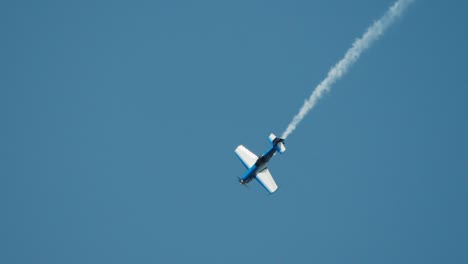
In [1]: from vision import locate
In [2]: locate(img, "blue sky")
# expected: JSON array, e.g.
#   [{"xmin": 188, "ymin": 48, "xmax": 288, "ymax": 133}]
[{"xmin": 2, "ymin": 0, "xmax": 468, "ymax": 263}]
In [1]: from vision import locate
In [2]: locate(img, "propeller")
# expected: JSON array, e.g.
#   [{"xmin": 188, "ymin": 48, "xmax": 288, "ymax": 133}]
[{"xmin": 237, "ymin": 177, "xmax": 249, "ymax": 188}]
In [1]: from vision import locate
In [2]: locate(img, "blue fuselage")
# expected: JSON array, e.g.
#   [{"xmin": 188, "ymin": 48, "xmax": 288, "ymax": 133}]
[{"xmin": 241, "ymin": 146, "xmax": 278, "ymax": 184}]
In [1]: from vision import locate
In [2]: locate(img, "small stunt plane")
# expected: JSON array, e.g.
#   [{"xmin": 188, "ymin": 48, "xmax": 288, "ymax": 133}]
[{"xmin": 235, "ymin": 133, "xmax": 286, "ymax": 193}]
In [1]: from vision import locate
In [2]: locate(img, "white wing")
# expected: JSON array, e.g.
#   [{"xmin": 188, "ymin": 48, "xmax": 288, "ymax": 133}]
[
  {"xmin": 256, "ymin": 169, "xmax": 278, "ymax": 193},
  {"xmin": 234, "ymin": 145, "xmax": 258, "ymax": 169}
]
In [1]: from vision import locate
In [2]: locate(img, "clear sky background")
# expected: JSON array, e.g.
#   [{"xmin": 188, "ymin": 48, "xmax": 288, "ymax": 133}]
[{"xmin": 2, "ymin": 0, "xmax": 468, "ymax": 263}]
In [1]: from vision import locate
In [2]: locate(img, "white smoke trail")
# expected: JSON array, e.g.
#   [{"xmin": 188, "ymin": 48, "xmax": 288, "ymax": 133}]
[{"xmin": 281, "ymin": 0, "xmax": 414, "ymax": 139}]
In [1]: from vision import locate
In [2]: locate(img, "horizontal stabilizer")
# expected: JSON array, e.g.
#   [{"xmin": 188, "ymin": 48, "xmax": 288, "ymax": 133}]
[
  {"xmin": 276, "ymin": 142, "xmax": 286, "ymax": 153},
  {"xmin": 268, "ymin": 133, "xmax": 286, "ymax": 154},
  {"xmin": 268, "ymin": 133, "xmax": 276, "ymax": 143}
]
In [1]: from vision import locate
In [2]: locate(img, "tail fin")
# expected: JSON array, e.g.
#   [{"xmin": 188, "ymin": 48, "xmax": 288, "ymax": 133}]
[{"xmin": 268, "ymin": 133, "xmax": 286, "ymax": 154}]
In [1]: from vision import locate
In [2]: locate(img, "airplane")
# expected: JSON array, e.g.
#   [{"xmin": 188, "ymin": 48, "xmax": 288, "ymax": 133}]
[{"xmin": 234, "ymin": 133, "xmax": 286, "ymax": 193}]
